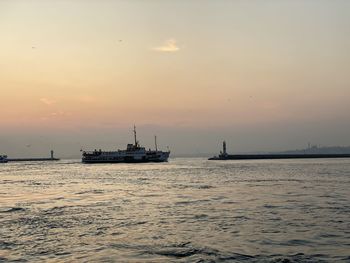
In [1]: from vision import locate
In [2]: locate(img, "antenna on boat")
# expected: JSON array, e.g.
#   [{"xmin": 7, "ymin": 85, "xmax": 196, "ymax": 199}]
[
  {"xmin": 133, "ymin": 125, "xmax": 137, "ymax": 146},
  {"xmin": 155, "ymin": 135, "xmax": 158, "ymax": 152}
]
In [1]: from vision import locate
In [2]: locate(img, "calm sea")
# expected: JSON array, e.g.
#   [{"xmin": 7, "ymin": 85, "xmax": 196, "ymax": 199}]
[{"xmin": 0, "ymin": 158, "xmax": 349, "ymax": 262}]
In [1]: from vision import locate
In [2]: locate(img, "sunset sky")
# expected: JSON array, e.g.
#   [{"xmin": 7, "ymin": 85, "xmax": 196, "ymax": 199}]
[{"xmin": 1, "ymin": 0, "xmax": 350, "ymax": 157}]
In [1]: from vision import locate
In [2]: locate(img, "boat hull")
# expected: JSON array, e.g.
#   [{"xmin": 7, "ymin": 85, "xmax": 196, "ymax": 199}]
[
  {"xmin": 82, "ymin": 159, "xmax": 169, "ymax": 164},
  {"xmin": 0, "ymin": 155, "xmax": 8, "ymax": 163}
]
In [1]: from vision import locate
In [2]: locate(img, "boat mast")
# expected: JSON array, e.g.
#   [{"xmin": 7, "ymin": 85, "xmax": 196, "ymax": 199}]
[{"xmin": 134, "ymin": 125, "xmax": 137, "ymax": 146}]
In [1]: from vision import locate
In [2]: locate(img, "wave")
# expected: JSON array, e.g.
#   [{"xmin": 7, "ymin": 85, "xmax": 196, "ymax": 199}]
[{"xmin": 0, "ymin": 207, "xmax": 26, "ymax": 213}]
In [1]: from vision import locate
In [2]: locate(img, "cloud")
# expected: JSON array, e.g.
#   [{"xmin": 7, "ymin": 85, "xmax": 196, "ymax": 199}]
[
  {"xmin": 153, "ymin": 39, "xmax": 180, "ymax": 52},
  {"xmin": 40, "ymin": 98, "xmax": 55, "ymax": 105},
  {"xmin": 50, "ymin": 111, "xmax": 67, "ymax": 117},
  {"xmin": 40, "ymin": 111, "xmax": 71, "ymax": 121}
]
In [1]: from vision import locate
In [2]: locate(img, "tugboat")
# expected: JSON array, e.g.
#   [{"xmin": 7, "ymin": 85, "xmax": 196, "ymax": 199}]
[
  {"xmin": 0, "ymin": 155, "xmax": 8, "ymax": 163},
  {"xmin": 82, "ymin": 126, "xmax": 170, "ymax": 163}
]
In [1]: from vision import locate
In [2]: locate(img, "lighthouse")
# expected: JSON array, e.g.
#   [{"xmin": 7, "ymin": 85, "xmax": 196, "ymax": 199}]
[{"xmin": 222, "ymin": 141, "xmax": 228, "ymax": 157}]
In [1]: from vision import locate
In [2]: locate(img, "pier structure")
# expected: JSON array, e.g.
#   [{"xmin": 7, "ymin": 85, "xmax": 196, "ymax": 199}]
[
  {"xmin": 7, "ymin": 150, "xmax": 60, "ymax": 162},
  {"xmin": 209, "ymin": 141, "xmax": 350, "ymax": 160}
]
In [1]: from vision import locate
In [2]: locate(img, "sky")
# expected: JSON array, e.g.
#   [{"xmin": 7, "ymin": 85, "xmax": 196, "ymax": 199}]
[{"xmin": 1, "ymin": 0, "xmax": 350, "ymax": 157}]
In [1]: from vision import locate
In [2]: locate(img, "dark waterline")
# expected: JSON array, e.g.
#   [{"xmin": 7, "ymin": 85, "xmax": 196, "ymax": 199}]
[{"xmin": 1, "ymin": 158, "xmax": 349, "ymax": 262}]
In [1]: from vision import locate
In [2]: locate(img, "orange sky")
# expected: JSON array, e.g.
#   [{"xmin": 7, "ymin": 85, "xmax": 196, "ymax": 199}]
[{"xmin": 1, "ymin": 1, "xmax": 350, "ymax": 156}]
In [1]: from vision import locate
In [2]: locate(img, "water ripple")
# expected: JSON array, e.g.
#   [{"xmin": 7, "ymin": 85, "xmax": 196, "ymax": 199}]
[{"xmin": 0, "ymin": 158, "xmax": 349, "ymax": 262}]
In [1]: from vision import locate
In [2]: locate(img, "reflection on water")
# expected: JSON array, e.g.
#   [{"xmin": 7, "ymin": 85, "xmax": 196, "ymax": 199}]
[{"xmin": 0, "ymin": 158, "xmax": 349, "ymax": 262}]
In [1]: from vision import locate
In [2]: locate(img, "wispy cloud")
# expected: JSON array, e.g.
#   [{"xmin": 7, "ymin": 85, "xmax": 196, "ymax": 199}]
[
  {"xmin": 49, "ymin": 111, "xmax": 69, "ymax": 117},
  {"xmin": 40, "ymin": 98, "xmax": 55, "ymax": 105},
  {"xmin": 40, "ymin": 111, "xmax": 71, "ymax": 121},
  {"xmin": 153, "ymin": 39, "xmax": 180, "ymax": 52}
]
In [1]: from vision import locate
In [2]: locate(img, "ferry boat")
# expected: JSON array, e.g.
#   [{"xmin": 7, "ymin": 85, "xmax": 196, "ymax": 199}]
[
  {"xmin": 0, "ymin": 155, "xmax": 8, "ymax": 163},
  {"xmin": 82, "ymin": 126, "xmax": 170, "ymax": 163}
]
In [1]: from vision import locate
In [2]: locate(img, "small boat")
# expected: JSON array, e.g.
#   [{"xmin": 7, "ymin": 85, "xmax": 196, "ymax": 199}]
[
  {"xmin": 82, "ymin": 126, "xmax": 170, "ymax": 163},
  {"xmin": 0, "ymin": 155, "xmax": 8, "ymax": 163}
]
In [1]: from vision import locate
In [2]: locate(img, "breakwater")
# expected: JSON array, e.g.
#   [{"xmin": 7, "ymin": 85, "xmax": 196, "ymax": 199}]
[
  {"xmin": 7, "ymin": 158, "xmax": 60, "ymax": 162},
  {"xmin": 6, "ymin": 150, "xmax": 59, "ymax": 162},
  {"xmin": 209, "ymin": 154, "xmax": 350, "ymax": 160}
]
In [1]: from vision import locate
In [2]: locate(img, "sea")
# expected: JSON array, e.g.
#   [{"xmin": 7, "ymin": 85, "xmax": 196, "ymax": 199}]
[{"xmin": 0, "ymin": 158, "xmax": 349, "ymax": 262}]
